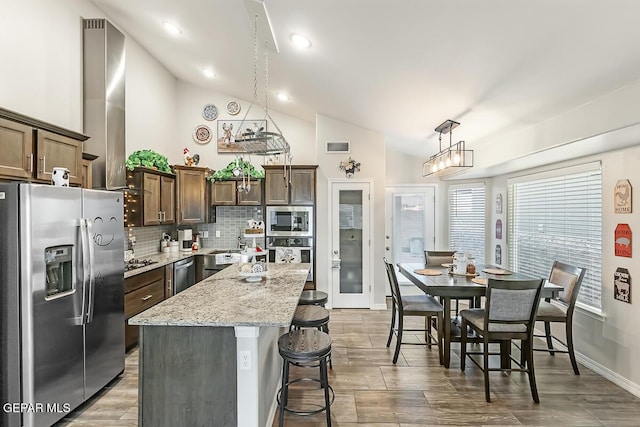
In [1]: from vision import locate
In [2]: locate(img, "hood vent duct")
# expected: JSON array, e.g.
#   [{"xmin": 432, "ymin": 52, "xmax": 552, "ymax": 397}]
[{"xmin": 83, "ymin": 18, "xmax": 126, "ymax": 190}]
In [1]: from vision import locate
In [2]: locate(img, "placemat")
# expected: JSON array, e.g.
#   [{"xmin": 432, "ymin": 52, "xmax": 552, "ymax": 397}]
[
  {"xmin": 414, "ymin": 268, "xmax": 442, "ymax": 276},
  {"xmin": 471, "ymin": 277, "xmax": 488, "ymax": 286},
  {"xmin": 482, "ymin": 268, "xmax": 512, "ymax": 275}
]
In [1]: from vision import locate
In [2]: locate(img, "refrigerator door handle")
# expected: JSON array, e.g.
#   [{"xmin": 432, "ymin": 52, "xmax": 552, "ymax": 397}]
[
  {"xmin": 84, "ymin": 218, "xmax": 96, "ymax": 323},
  {"xmin": 77, "ymin": 218, "xmax": 89, "ymax": 325}
]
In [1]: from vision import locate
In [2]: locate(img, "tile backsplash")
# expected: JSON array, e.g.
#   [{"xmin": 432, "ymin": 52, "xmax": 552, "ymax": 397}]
[{"xmin": 125, "ymin": 206, "xmax": 264, "ymax": 258}]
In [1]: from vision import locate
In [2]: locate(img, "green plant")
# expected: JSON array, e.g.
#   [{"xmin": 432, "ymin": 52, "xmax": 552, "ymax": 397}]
[
  {"xmin": 208, "ymin": 158, "xmax": 265, "ymax": 182},
  {"xmin": 125, "ymin": 150, "xmax": 172, "ymax": 173}
]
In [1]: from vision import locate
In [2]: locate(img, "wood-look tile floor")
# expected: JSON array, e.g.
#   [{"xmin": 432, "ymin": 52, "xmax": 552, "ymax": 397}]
[{"xmin": 57, "ymin": 301, "xmax": 640, "ymax": 426}]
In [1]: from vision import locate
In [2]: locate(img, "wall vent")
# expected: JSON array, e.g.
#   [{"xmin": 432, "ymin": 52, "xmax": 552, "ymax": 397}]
[{"xmin": 325, "ymin": 141, "xmax": 350, "ymax": 153}]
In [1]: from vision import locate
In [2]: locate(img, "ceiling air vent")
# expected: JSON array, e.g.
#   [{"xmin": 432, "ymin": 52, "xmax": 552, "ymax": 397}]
[{"xmin": 325, "ymin": 141, "xmax": 350, "ymax": 153}]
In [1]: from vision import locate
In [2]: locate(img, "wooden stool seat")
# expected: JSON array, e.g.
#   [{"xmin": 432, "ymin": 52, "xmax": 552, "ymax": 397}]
[
  {"xmin": 298, "ymin": 290, "xmax": 328, "ymax": 306},
  {"xmin": 278, "ymin": 330, "xmax": 334, "ymax": 426},
  {"xmin": 292, "ymin": 305, "xmax": 330, "ymax": 329}
]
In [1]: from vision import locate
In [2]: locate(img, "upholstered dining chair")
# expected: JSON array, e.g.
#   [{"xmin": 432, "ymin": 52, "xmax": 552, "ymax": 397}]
[
  {"xmin": 533, "ymin": 261, "xmax": 586, "ymax": 375},
  {"xmin": 425, "ymin": 250, "xmax": 474, "ymax": 314},
  {"xmin": 460, "ymin": 277, "xmax": 545, "ymax": 403},
  {"xmin": 384, "ymin": 258, "xmax": 444, "ymax": 365},
  {"xmin": 424, "ymin": 250, "xmax": 456, "ymax": 267}
]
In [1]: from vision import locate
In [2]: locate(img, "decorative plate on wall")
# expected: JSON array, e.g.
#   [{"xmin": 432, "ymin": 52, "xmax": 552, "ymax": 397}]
[
  {"xmin": 226, "ymin": 100, "xmax": 241, "ymax": 115},
  {"xmin": 193, "ymin": 124, "xmax": 213, "ymax": 144},
  {"xmin": 202, "ymin": 104, "xmax": 219, "ymax": 121}
]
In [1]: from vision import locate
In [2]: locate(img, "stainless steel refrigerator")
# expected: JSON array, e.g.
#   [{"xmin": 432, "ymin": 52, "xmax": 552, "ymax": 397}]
[{"xmin": 0, "ymin": 183, "xmax": 125, "ymax": 427}]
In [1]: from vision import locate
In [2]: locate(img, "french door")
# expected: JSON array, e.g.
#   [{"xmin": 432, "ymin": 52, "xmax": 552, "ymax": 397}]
[
  {"xmin": 384, "ymin": 186, "xmax": 435, "ymax": 285},
  {"xmin": 330, "ymin": 181, "xmax": 371, "ymax": 308}
]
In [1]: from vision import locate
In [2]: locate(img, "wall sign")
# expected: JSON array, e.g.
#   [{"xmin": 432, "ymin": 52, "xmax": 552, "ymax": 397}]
[
  {"xmin": 614, "ymin": 268, "xmax": 631, "ymax": 304},
  {"xmin": 496, "ymin": 219, "xmax": 502, "ymax": 240},
  {"xmin": 495, "ymin": 244, "xmax": 502, "ymax": 265},
  {"xmin": 614, "ymin": 179, "xmax": 632, "ymax": 214},
  {"xmin": 496, "ymin": 194, "xmax": 503, "ymax": 214},
  {"xmin": 615, "ymin": 224, "xmax": 632, "ymax": 258}
]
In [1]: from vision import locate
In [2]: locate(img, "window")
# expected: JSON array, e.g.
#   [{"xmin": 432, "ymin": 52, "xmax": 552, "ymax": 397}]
[
  {"xmin": 508, "ymin": 162, "xmax": 602, "ymax": 311},
  {"xmin": 449, "ymin": 184, "xmax": 485, "ymax": 264}
]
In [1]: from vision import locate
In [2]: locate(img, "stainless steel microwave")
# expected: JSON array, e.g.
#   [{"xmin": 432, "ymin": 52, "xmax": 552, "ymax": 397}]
[{"xmin": 266, "ymin": 206, "xmax": 313, "ymax": 237}]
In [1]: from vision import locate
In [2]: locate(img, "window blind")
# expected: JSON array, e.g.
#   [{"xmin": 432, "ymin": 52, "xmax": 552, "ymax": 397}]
[
  {"xmin": 508, "ymin": 164, "xmax": 602, "ymax": 311},
  {"xmin": 449, "ymin": 185, "xmax": 486, "ymax": 264}
]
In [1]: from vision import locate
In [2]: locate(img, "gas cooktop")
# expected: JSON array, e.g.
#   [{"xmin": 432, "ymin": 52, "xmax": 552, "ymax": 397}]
[{"xmin": 124, "ymin": 259, "xmax": 159, "ymax": 272}]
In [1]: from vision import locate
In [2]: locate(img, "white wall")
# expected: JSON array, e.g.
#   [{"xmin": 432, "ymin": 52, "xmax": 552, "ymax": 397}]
[
  {"xmin": 174, "ymin": 81, "xmax": 315, "ymax": 169},
  {"xmin": 316, "ymin": 114, "xmax": 387, "ymax": 308},
  {"xmin": 475, "ymin": 82, "xmax": 640, "ymax": 393},
  {"xmin": 0, "ymin": 0, "xmax": 177, "ymax": 157},
  {"xmin": 384, "ymin": 145, "xmax": 430, "ymax": 185}
]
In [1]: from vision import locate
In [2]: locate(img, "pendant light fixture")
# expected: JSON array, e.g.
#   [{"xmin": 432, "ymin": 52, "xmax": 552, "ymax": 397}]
[
  {"xmin": 422, "ymin": 119, "xmax": 473, "ymax": 177},
  {"xmin": 235, "ymin": 13, "xmax": 292, "ymax": 185}
]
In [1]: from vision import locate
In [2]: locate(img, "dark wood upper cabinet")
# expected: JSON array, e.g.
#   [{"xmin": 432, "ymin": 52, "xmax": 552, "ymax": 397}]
[
  {"xmin": 290, "ymin": 168, "xmax": 316, "ymax": 205},
  {"xmin": 125, "ymin": 167, "xmax": 175, "ymax": 227},
  {"xmin": 0, "ymin": 108, "xmax": 87, "ymax": 184},
  {"xmin": 35, "ymin": 130, "xmax": 83, "ymax": 185},
  {"xmin": 210, "ymin": 179, "xmax": 263, "ymax": 206},
  {"xmin": 263, "ymin": 165, "xmax": 317, "ymax": 205},
  {"xmin": 174, "ymin": 165, "xmax": 207, "ymax": 225},
  {"xmin": 211, "ymin": 181, "xmax": 236, "ymax": 206}
]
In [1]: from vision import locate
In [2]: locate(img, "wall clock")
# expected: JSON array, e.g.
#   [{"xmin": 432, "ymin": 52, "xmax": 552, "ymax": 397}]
[{"xmin": 202, "ymin": 104, "xmax": 218, "ymax": 121}]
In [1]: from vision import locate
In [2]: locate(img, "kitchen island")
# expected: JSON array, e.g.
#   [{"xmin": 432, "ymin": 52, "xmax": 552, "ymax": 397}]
[{"xmin": 129, "ymin": 262, "xmax": 310, "ymax": 427}]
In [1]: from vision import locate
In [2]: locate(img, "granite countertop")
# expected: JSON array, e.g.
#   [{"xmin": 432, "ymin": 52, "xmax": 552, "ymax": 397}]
[
  {"xmin": 128, "ymin": 263, "xmax": 310, "ymax": 327},
  {"xmin": 124, "ymin": 248, "xmax": 239, "ymax": 279}
]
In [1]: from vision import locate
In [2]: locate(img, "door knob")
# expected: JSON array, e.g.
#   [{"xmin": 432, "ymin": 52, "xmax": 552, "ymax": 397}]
[
  {"xmin": 385, "ymin": 247, "xmax": 390, "ymax": 250},
  {"xmin": 333, "ymin": 250, "xmax": 338, "ymax": 255}
]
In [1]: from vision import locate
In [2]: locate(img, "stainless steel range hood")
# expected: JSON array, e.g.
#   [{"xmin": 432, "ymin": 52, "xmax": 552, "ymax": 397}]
[{"xmin": 83, "ymin": 18, "xmax": 126, "ymax": 190}]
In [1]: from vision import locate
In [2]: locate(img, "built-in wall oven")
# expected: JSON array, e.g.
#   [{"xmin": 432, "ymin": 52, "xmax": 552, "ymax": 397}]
[{"xmin": 266, "ymin": 206, "xmax": 314, "ymax": 281}]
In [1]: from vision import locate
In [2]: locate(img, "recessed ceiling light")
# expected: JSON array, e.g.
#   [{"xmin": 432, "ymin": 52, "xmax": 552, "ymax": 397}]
[
  {"xmin": 162, "ymin": 21, "xmax": 182, "ymax": 36},
  {"xmin": 290, "ymin": 33, "xmax": 312, "ymax": 49},
  {"xmin": 202, "ymin": 68, "xmax": 215, "ymax": 78},
  {"xmin": 276, "ymin": 92, "xmax": 290, "ymax": 101}
]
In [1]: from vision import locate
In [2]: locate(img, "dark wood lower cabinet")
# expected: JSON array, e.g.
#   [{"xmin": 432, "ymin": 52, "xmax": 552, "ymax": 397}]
[{"xmin": 125, "ymin": 267, "xmax": 166, "ymax": 349}]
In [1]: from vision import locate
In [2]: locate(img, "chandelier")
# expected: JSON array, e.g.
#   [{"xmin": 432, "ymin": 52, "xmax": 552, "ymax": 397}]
[
  {"xmin": 234, "ymin": 13, "xmax": 292, "ymax": 182},
  {"xmin": 422, "ymin": 119, "xmax": 473, "ymax": 177}
]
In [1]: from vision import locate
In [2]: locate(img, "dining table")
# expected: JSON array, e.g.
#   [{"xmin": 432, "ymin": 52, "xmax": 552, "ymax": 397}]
[{"xmin": 397, "ymin": 263, "xmax": 564, "ymax": 368}]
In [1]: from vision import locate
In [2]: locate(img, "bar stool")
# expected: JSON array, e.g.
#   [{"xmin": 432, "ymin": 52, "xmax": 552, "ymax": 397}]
[
  {"xmin": 292, "ymin": 305, "xmax": 329, "ymax": 332},
  {"xmin": 291, "ymin": 305, "xmax": 332, "ymax": 368},
  {"xmin": 298, "ymin": 290, "xmax": 328, "ymax": 307},
  {"xmin": 278, "ymin": 329, "xmax": 334, "ymax": 426}
]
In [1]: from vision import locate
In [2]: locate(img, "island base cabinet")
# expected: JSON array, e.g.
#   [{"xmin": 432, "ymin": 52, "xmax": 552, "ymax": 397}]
[{"xmin": 138, "ymin": 326, "xmax": 237, "ymax": 427}]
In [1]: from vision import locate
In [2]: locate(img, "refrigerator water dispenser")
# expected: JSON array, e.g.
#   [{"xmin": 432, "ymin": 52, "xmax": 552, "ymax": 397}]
[{"xmin": 45, "ymin": 245, "xmax": 74, "ymax": 298}]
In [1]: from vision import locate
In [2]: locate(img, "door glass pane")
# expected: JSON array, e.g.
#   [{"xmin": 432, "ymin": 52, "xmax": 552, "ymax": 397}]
[
  {"xmin": 339, "ymin": 190, "xmax": 363, "ymax": 294},
  {"xmin": 393, "ymin": 194, "xmax": 426, "ymax": 264},
  {"xmin": 45, "ymin": 245, "xmax": 74, "ymax": 299}
]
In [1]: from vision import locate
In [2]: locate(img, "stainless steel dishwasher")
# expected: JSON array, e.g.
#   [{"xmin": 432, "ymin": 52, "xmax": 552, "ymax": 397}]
[{"xmin": 173, "ymin": 257, "xmax": 196, "ymax": 295}]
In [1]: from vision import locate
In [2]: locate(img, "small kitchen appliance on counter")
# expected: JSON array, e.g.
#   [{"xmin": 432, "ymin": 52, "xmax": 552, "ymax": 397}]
[{"xmin": 179, "ymin": 228, "xmax": 193, "ymax": 252}]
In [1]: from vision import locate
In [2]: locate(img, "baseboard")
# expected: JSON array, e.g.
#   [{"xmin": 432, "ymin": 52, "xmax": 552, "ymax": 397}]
[
  {"xmin": 265, "ymin": 386, "xmax": 279, "ymax": 427},
  {"xmin": 533, "ymin": 326, "xmax": 640, "ymax": 398},
  {"xmin": 576, "ymin": 352, "xmax": 640, "ymax": 398},
  {"xmin": 372, "ymin": 303, "xmax": 388, "ymax": 310}
]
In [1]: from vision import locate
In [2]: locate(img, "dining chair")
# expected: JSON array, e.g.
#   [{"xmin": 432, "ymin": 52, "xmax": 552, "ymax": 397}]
[
  {"xmin": 425, "ymin": 250, "xmax": 474, "ymax": 315},
  {"xmin": 460, "ymin": 277, "xmax": 545, "ymax": 403},
  {"xmin": 384, "ymin": 258, "xmax": 444, "ymax": 365},
  {"xmin": 532, "ymin": 261, "xmax": 586, "ymax": 375},
  {"xmin": 424, "ymin": 250, "xmax": 456, "ymax": 267}
]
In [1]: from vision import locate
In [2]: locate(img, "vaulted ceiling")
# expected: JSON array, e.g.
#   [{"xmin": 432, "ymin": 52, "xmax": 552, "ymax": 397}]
[{"xmin": 90, "ymin": 0, "xmax": 640, "ymax": 158}]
